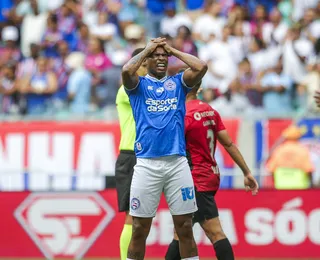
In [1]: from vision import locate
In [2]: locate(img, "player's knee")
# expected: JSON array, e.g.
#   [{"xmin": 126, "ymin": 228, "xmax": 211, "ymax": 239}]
[
  {"xmin": 125, "ymin": 212, "xmax": 133, "ymax": 225},
  {"xmin": 131, "ymin": 220, "xmax": 148, "ymax": 241},
  {"xmin": 205, "ymin": 228, "xmax": 226, "ymax": 244},
  {"xmin": 175, "ymin": 218, "xmax": 193, "ymax": 242}
]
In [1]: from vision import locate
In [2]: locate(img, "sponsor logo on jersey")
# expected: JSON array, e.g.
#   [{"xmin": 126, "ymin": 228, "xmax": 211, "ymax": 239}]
[
  {"xmin": 194, "ymin": 111, "xmax": 215, "ymax": 121},
  {"xmin": 164, "ymin": 79, "xmax": 176, "ymax": 91},
  {"xmin": 131, "ymin": 198, "xmax": 140, "ymax": 210},
  {"xmin": 148, "ymin": 85, "xmax": 154, "ymax": 90},
  {"xmin": 156, "ymin": 87, "xmax": 164, "ymax": 94},
  {"xmin": 194, "ymin": 112, "xmax": 201, "ymax": 121},
  {"xmin": 146, "ymin": 97, "xmax": 178, "ymax": 112}
]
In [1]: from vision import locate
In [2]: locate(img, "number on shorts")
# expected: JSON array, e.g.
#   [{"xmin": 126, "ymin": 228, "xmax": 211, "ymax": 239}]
[{"xmin": 207, "ymin": 129, "xmax": 215, "ymax": 160}]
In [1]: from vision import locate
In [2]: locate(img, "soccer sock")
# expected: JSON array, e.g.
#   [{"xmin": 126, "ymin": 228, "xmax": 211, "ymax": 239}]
[
  {"xmin": 120, "ymin": 224, "xmax": 132, "ymax": 260},
  {"xmin": 165, "ymin": 239, "xmax": 181, "ymax": 260},
  {"xmin": 213, "ymin": 238, "xmax": 235, "ymax": 260}
]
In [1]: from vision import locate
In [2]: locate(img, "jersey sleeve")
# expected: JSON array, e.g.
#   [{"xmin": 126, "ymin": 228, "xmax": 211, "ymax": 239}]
[
  {"xmin": 124, "ymin": 76, "xmax": 143, "ymax": 95},
  {"xmin": 177, "ymin": 71, "xmax": 193, "ymax": 94},
  {"xmin": 215, "ymin": 110, "xmax": 226, "ymax": 132}
]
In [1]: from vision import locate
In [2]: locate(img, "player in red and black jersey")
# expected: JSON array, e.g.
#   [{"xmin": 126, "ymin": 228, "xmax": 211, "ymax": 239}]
[{"xmin": 165, "ymin": 82, "xmax": 259, "ymax": 260}]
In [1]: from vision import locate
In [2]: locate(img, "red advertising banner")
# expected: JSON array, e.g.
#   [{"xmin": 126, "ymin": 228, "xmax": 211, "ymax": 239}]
[
  {"xmin": 0, "ymin": 120, "xmax": 240, "ymax": 191},
  {"xmin": 0, "ymin": 190, "xmax": 319, "ymax": 258},
  {"xmin": 0, "ymin": 121, "xmax": 121, "ymax": 177}
]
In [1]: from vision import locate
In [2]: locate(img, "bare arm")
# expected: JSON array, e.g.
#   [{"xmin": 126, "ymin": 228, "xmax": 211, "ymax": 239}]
[
  {"xmin": 43, "ymin": 72, "xmax": 58, "ymax": 94},
  {"xmin": 165, "ymin": 44, "xmax": 208, "ymax": 87},
  {"xmin": 217, "ymin": 130, "xmax": 251, "ymax": 176},
  {"xmin": 122, "ymin": 37, "xmax": 165, "ymax": 89},
  {"xmin": 315, "ymin": 90, "xmax": 320, "ymax": 107}
]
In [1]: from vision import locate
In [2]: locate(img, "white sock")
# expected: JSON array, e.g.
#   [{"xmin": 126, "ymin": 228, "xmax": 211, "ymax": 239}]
[{"xmin": 181, "ymin": 257, "xmax": 199, "ymax": 260}]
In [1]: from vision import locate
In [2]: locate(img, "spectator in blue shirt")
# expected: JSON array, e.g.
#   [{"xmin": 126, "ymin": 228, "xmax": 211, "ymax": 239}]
[
  {"xmin": 261, "ymin": 57, "xmax": 293, "ymax": 116},
  {"xmin": 65, "ymin": 52, "xmax": 92, "ymax": 114},
  {"xmin": 0, "ymin": 0, "xmax": 13, "ymax": 25},
  {"xmin": 145, "ymin": 0, "xmax": 176, "ymax": 38}
]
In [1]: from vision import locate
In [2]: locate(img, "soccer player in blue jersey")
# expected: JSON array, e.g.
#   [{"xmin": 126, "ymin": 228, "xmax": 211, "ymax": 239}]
[{"xmin": 122, "ymin": 37, "xmax": 208, "ymax": 260}]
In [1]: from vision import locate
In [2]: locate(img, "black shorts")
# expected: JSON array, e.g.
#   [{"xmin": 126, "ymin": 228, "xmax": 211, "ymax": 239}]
[
  {"xmin": 115, "ymin": 150, "xmax": 136, "ymax": 212},
  {"xmin": 193, "ymin": 190, "xmax": 219, "ymax": 224}
]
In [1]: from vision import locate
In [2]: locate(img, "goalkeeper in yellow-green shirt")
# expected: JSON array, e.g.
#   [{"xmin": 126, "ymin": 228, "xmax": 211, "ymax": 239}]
[{"xmin": 115, "ymin": 48, "xmax": 147, "ymax": 260}]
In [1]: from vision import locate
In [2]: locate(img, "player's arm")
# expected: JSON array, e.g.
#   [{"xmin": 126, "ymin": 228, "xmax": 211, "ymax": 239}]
[
  {"xmin": 217, "ymin": 129, "xmax": 259, "ymax": 195},
  {"xmin": 164, "ymin": 43, "xmax": 207, "ymax": 87},
  {"xmin": 217, "ymin": 130, "xmax": 251, "ymax": 176},
  {"xmin": 315, "ymin": 90, "xmax": 320, "ymax": 107},
  {"xmin": 122, "ymin": 38, "xmax": 166, "ymax": 89}
]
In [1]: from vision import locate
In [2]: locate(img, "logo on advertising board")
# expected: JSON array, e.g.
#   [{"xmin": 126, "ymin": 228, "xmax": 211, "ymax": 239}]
[{"xmin": 14, "ymin": 192, "xmax": 115, "ymax": 259}]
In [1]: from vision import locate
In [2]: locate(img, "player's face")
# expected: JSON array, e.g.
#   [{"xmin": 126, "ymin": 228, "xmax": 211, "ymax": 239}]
[{"xmin": 147, "ymin": 47, "xmax": 169, "ymax": 78}]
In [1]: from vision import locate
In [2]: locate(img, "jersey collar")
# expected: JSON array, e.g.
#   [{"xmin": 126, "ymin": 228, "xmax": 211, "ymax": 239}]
[{"xmin": 146, "ymin": 74, "xmax": 168, "ymax": 82}]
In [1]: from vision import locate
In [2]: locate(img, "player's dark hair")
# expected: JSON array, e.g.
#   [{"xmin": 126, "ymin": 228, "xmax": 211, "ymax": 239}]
[{"xmin": 131, "ymin": 48, "xmax": 145, "ymax": 58}]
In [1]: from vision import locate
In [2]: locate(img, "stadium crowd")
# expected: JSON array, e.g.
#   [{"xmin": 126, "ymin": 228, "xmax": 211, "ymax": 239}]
[{"xmin": 0, "ymin": 0, "xmax": 319, "ymax": 116}]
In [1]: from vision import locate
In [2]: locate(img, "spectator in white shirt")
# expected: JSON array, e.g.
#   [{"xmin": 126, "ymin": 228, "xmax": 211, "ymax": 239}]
[
  {"xmin": 300, "ymin": 8, "xmax": 320, "ymax": 44},
  {"xmin": 160, "ymin": 3, "xmax": 193, "ymax": 38},
  {"xmin": 199, "ymin": 25, "xmax": 237, "ymax": 93},
  {"xmin": 282, "ymin": 24, "xmax": 314, "ymax": 85},
  {"xmin": 229, "ymin": 21, "xmax": 251, "ymax": 63},
  {"xmin": 248, "ymin": 36, "xmax": 268, "ymax": 73},
  {"xmin": 20, "ymin": 0, "xmax": 48, "ymax": 57},
  {"xmin": 262, "ymin": 8, "xmax": 288, "ymax": 47},
  {"xmin": 297, "ymin": 61, "xmax": 320, "ymax": 112},
  {"xmin": 192, "ymin": 0, "xmax": 226, "ymax": 43},
  {"xmin": 291, "ymin": 0, "xmax": 318, "ymax": 22},
  {"xmin": 90, "ymin": 11, "xmax": 117, "ymax": 41}
]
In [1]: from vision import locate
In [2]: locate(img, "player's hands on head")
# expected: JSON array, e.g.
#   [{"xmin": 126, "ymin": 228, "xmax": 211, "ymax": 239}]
[
  {"xmin": 314, "ymin": 90, "xmax": 320, "ymax": 107},
  {"xmin": 244, "ymin": 173, "xmax": 259, "ymax": 196},
  {"xmin": 145, "ymin": 37, "xmax": 166, "ymax": 55},
  {"xmin": 163, "ymin": 42, "xmax": 173, "ymax": 56}
]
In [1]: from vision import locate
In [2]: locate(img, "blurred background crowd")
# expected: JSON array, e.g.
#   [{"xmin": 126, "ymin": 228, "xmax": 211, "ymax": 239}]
[{"xmin": 0, "ymin": 0, "xmax": 319, "ymax": 118}]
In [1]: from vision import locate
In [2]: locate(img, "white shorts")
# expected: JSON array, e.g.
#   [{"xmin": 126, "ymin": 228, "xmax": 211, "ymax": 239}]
[{"xmin": 129, "ymin": 155, "xmax": 198, "ymax": 218}]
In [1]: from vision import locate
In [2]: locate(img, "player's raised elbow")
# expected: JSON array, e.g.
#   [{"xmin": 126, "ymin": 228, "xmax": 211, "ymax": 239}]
[
  {"xmin": 200, "ymin": 61, "xmax": 208, "ymax": 73},
  {"xmin": 196, "ymin": 60, "xmax": 208, "ymax": 76},
  {"xmin": 122, "ymin": 65, "xmax": 133, "ymax": 77}
]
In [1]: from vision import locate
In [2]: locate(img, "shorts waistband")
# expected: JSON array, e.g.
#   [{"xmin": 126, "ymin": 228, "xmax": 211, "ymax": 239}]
[{"xmin": 120, "ymin": 150, "xmax": 135, "ymax": 155}]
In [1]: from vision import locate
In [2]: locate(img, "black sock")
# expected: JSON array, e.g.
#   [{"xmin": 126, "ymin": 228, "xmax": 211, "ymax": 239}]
[
  {"xmin": 165, "ymin": 239, "xmax": 181, "ymax": 260},
  {"xmin": 213, "ymin": 238, "xmax": 235, "ymax": 260}
]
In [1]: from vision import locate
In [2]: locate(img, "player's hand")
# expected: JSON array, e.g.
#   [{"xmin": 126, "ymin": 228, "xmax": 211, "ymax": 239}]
[
  {"xmin": 145, "ymin": 37, "xmax": 166, "ymax": 55},
  {"xmin": 244, "ymin": 173, "xmax": 259, "ymax": 196},
  {"xmin": 163, "ymin": 42, "xmax": 173, "ymax": 56},
  {"xmin": 314, "ymin": 90, "xmax": 320, "ymax": 107}
]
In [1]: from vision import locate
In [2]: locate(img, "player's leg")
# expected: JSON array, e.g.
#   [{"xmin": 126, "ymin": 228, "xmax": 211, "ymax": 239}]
[
  {"xmin": 164, "ymin": 156, "xmax": 198, "ymax": 259},
  {"xmin": 165, "ymin": 228, "xmax": 180, "ymax": 260},
  {"xmin": 127, "ymin": 216, "xmax": 153, "ymax": 259},
  {"xmin": 120, "ymin": 214, "xmax": 133, "ymax": 260},
  {"xmin": 127, "ymin": 158, "xmax": 164, "ymax": 259},
  {"xmin": 201, "ymin": 217, "xmax": 234, "ymax": 260},
  {"xmin": 115, "ymin": 151, "xmax": 136, "ymax": 260},
  {"xmin": 172, "ymin": 214, "xmax": 198, "ymax": 258},
  {"xmin": 197, "ymin": 192, "xmax": 234, "ymax": 260}
]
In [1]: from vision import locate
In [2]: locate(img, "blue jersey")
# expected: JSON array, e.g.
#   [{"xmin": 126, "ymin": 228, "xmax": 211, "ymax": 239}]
[{"xmin": 126, "ymin": 72, "xmax": 192, "ymax": 158}]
